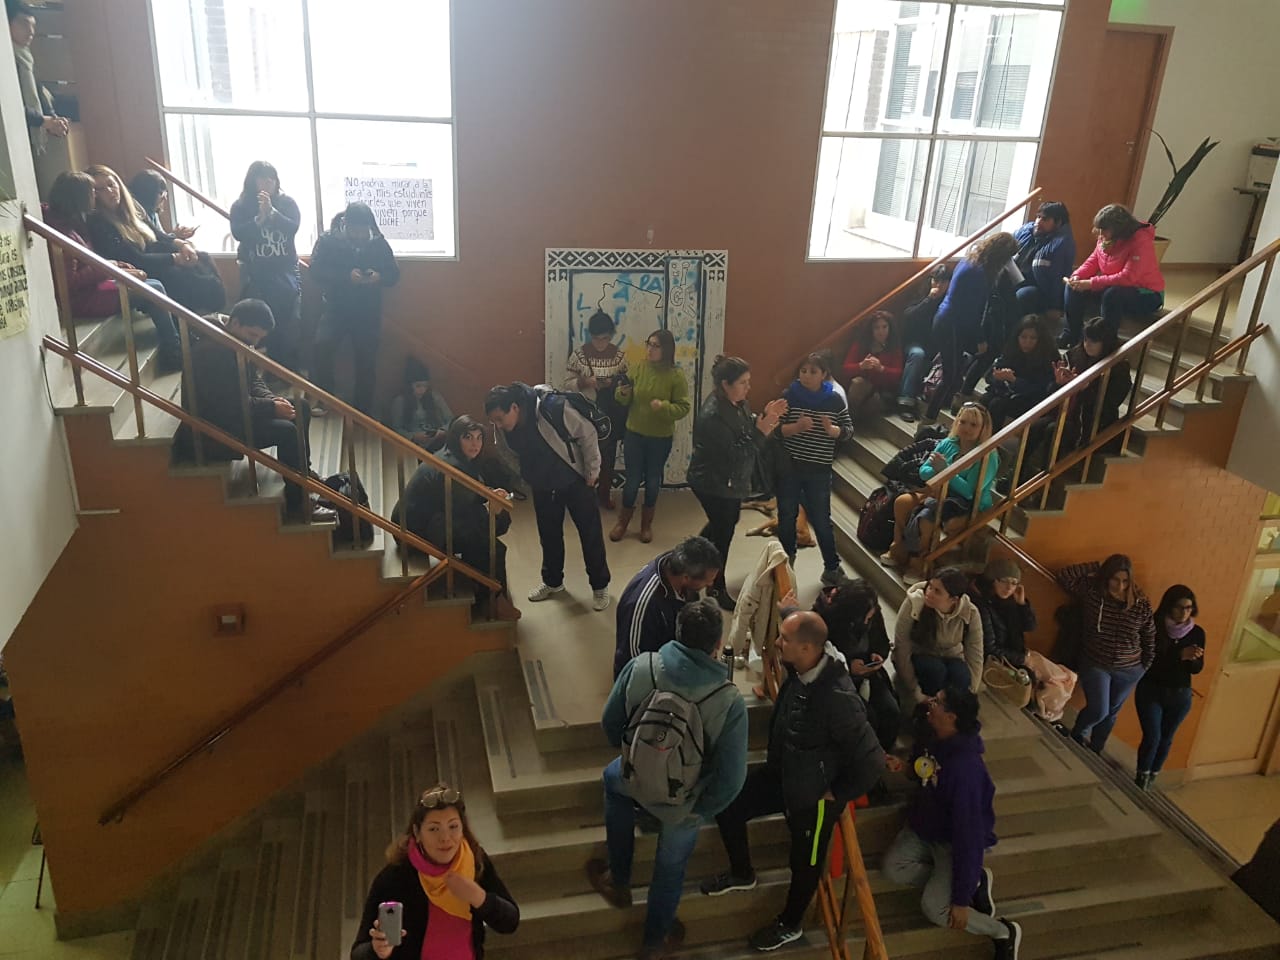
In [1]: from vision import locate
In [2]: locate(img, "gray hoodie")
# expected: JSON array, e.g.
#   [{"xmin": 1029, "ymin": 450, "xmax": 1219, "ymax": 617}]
[{"xmin": 893, "ymin": 581, "xmax": 984, "ymax": 702}]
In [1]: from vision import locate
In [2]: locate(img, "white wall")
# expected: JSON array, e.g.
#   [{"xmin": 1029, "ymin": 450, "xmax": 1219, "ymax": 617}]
[
  {"xmin": 1110, "ymin": 0, "xmax": 1280, "ymax": 265},
  {"xmin": 0, "ymin": 54, "xmax": 78, "ymax": 648},
  {"xmin": 1226, "ymin": 191, "xmax": 1279, "ymax": 492}
]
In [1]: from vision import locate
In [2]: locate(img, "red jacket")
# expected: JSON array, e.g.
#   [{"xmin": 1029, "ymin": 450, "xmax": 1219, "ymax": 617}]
[
  {"xmin": 842, "ymin": 342, "xmax": 904, "ymax": 392},
  {"xmin": 1072, "ymin": 222, "xmax": 1165, "ymax": 293},
  {"xmin": 42, "ymin": 206, "xmax": 121, "ymax": 318}
]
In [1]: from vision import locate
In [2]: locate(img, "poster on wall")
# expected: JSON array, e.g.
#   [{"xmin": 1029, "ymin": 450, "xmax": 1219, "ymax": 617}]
[
  {"xmin": 342, "ymin": 175, "xmax": 434, "ymax": 241},
  {"xmin": 0, "ymin": 223, "xmax": 30, "ymax": 340},
  {"xmin": 545, "ymin": 249, "xmax": 727, "ymax": 486}
]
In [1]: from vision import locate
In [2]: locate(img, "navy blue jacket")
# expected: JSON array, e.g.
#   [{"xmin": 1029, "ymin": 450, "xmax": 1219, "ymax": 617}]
[
  {"xmin": 934, "ymin": 259, "xmax": 992, "ymax": 348},
  {"xmin": 613, "ymin": 552, "xmax": 689, "ymax": 677},
  {"xmin": 1014, "ymin": 221, "xmax": 1076, "ymax": 310}
]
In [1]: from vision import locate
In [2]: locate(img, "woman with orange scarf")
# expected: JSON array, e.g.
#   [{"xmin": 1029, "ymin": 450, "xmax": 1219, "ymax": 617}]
[{"xmin": 353, "ymin": 785, "xmax": 519, "ymax": 959}]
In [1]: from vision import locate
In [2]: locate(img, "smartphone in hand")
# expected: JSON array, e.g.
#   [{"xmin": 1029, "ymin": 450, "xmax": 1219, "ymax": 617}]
[{"xmin": 378, "ymin": 902, "xmax": 404, "ymax": 947}]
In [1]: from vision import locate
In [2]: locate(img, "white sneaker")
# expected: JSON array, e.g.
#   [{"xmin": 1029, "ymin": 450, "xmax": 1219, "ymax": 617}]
[
  {"xmin": 527, "ymin": 582, "xmax": 566, "ymax": 602},
  {"xmin": 592, "ymin": 589, "xmax": 611, "ymax": 611}
]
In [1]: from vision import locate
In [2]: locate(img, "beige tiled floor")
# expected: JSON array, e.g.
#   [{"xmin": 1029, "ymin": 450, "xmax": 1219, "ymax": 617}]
[{"xmin": 1164, "ymin": 773, "xmax": 1280, "ymax": 864}]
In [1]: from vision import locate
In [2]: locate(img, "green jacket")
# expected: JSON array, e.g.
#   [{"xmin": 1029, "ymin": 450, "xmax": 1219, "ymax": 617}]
[{"xmin": 617, "ymin": 361, "xmax": 691, "ymax": 438}]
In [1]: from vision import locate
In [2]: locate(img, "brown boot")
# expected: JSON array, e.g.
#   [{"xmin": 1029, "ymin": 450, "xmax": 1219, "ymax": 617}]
[
  {"xmin": 610, "ymin": 506, "xmax": 634, "ymax": 542},
  {"xmin": 639, "ymin": 506, "xmax": 656, "ymax": 543}
]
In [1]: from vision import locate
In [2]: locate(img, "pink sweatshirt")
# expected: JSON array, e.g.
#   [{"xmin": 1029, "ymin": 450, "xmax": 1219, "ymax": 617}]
[{"xmin": 1072, "ymin": 223, "xmax": 1165, "ymax": 293}]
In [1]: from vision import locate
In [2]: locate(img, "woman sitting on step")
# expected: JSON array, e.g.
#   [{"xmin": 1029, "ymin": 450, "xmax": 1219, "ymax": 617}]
[
  {"xmin": 893, "ymin": 567, "xmax": 984, "ymax": 703},
  {"xmin": 354, "ymin": 783, "xmax": 520, "ymax": 960},
  {"xmin": 391, "ymin": 415, "xmax": 519, "ymax": 621},
  {"xmin": 841, "ymin": 310, "xmax": 904, "ymax": 423}
]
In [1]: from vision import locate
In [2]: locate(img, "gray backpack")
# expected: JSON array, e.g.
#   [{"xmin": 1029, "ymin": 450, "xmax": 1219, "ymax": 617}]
[{"xmin": 622, "ymin": 656, "xmax": 733, "ymax": 810}]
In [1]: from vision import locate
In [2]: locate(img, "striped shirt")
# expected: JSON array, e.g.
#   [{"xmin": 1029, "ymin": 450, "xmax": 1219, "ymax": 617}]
[
  {"xmin": 779, "ymin": 384, "xmax": 854, "ymax": 466},
  {"xmin": 1056, "ymin": 562, "xmax": 1155, "ymax": 669}
]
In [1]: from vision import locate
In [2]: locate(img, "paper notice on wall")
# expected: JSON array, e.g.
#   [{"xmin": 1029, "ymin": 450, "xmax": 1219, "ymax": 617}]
[
  {"xmin": 0, "ymin": 225, "xmax": 29, "ymax": 340},
  {"xmin": 342, "ymin": 176, "xmax": 434, "ymax": 241}
]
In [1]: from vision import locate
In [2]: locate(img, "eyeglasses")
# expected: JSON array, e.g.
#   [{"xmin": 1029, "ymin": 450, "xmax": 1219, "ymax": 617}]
[
  {"xmin": 1172, "ymin": 602, "xmax": 1194, "ymax": 612},
  {"xmin": 417, "ymin": 787, "xmax": 461, "ymax": 809},
  {"xmin": 646, "ymin": 340, "xmax": 662, "ymax": 348},
  {"xmin": 997, "ymin": 577, "xmax": 1020, "ymax": 587}
]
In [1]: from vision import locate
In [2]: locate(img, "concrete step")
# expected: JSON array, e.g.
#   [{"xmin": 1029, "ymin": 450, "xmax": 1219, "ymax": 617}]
[
  {"xmin": 240, "ymin": 816, "xmax": 303, "ymax": 960},
  {"xmin": 51, "ymin": 311, "xmax": 165, "ymax": 436},
  {"xmin": 158, "ymin": 871, "xmax": 215, "ymax": 960},
  {"xmin": 198, "ymin": 845, "xmax": 258, "ymax": 960},
  {"xmin": 287, "ymin": 787, "xmax": 344, "ymax": 960}
]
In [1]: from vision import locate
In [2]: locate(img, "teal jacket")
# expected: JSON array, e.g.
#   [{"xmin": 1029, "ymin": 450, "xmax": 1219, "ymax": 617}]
[{"xmin": 919, "ymin": 436, "xmax": 1000, "ymax": 511}]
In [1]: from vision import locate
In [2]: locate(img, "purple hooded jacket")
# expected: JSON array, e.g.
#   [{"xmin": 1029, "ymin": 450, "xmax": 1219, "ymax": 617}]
[{"xmin": 907, "ymin": 727, "xmax": 997, "ymax": 906}]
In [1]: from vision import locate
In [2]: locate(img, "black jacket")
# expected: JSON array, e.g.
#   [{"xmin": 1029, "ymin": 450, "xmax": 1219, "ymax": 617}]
[
  {"xmin": 970, "ymin": 587, "xmax": 1036, "ymax": 666},
  {"xmin": 391, "ymin": 449, "xmax": 511, "ymax": 552},
  {"xmin": 310, "ymin": 229, "xmax": 401, "ymax": 320},
  {"xmin": 1139, "ymin": 623, "xmax": 1205, "ymax": 690},
  {"xmin": 767, "ymin": 657, "xmax": 885, "ymax": 810},
  {"xmin": 229, "ymin": 192, "xmax": 302, "ymax": 287},
  {"xmin": 901, "ymin": 291, "xmax": 943, "ymax": 350},
  {"xmin": 881, "ymin": 436, "xmax": 941, "ymax": 488},
  {"xmin": 351, "ymin": 854, "xmax": 519, "ymax": 960},
  {"xmin": 686, "ymin": 394, "xmax": 766, "ymax": 499},
  {"xmin": 86, "ymin": 212, "xmax": 180, "ymax": 277},
  {"xmin": 1066, "ymin": 347, "xmax": 1132, "ymax": 448},
  {"xmin": 172, "ymin": 321, "xmax": 279, "ymax": 461}
]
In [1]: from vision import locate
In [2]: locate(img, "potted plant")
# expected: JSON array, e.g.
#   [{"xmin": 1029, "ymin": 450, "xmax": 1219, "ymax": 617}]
[{"xmin": 1147, "ymin": 130, "xmax": 1219, "ymax": 262}]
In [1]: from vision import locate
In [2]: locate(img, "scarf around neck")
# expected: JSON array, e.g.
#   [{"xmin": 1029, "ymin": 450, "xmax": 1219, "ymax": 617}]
[
  {"xmin": 785, "ymin": 379, "xmax": 834, "ymax": 409},
  {"xmin": 1165, "ymin": 617, "xmax": 1196, "ymax": 641},
  {"xmin": 407, "ymin": 838, "xmax": 477, "ymax": 920}
]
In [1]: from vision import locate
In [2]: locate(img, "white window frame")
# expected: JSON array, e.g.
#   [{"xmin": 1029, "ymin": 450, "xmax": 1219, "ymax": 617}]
[
  {"xmin": 807, "ymin": 0, "xmax": 1067, "ymax": 262},
  {"xmin": 145, "ymin": 0, "xmax": 460, "ymax": 260}
]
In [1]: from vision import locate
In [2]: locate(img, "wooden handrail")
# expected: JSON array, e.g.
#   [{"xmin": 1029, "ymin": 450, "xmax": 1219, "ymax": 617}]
[
  {"xmin": 97, "ymin": 563, "xmax": 447, "ymax": 825},
  {"xmin": 779, "ymin": 187, "xmax": 1042, "ymax": 384},
  {"xmin": 990, "ymin": 532, "xmax": 1056, "ymax": 585},
  {"xmin": 25, "ymin": 213, "xmax": 508, "ymax": 509},
  {"xmin": 925, "ymin": 235, "xmax": 1280, "ymax": 494},
  {"xmin": 145, "ymin": 156, "xmax": 231, "ymax": 220}
]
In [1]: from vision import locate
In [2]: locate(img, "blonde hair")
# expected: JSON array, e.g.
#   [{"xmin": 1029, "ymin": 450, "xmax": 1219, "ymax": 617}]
[
  {"xmin": 950, "ymin": 402, "xmax": 994, "ymax": 445},
  {"xmin": 85, "ymin": 164, "xmax": 156, "ymax": 249}
]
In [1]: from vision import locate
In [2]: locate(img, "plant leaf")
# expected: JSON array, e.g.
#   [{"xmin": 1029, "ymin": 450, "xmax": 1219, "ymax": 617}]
[{"xmin": 1151, "ymin": 129, "xmax": 1177, "ymax": 176}]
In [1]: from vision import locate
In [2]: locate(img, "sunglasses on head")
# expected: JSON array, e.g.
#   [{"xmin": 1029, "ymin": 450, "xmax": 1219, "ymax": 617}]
[{"xmin": 417, "ymin": 787, "xmax": 461, "ymax": 809}]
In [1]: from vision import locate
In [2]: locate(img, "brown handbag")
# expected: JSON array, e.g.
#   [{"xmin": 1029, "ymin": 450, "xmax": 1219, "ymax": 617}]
[{"xmin": 983, "ymin": 656, "xmax": 1032, "ymax": 709}]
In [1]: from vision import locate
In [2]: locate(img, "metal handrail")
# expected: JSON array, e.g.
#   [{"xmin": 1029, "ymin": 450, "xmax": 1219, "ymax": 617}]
[
  {"xmin": 779, "ymin": 187, "xmax": 1042, "ymax": 384},
  {"xmin": 144, "ymin": 156, "xmax": 231, "ymax": 220},
  {"xmin": 97, "ymin": 563, "xmax": 448, "ymax": 825},
  {"xmin": 26, "ymin": 213, "xmax": 510, "ymax": 509},
  {"xmin": 919, "ymin": 237, "xmax": 1279, "ymax": 564}
]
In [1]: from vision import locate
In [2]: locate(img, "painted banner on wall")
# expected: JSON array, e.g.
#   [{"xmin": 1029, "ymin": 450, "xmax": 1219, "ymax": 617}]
[
  {"xmin": 0, "ymin": 224, "xmax": 30, "ymax": 340},
  {"xmin": 545, "ymin": 249, "xmax": 727, "ymax": 485}
]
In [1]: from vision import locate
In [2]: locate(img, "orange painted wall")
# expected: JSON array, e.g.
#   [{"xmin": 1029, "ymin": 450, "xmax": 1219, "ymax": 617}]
[
  {"xmin": 3, "ymin": 413, "xmax": 511, "ymax": 919},
  {"xmin": 1002, "ymin": 384, "xmax": 1266, "ymax": 772},
  {"xmin": 65, "ymin": 0, "xmax": 1114, "ymax": 415}
]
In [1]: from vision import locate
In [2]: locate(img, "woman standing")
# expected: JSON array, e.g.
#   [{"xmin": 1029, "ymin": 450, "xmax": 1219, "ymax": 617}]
[
  {"xmin": 353, "ymin": 784, "xmax": 519, "ymax": 959},
  {"xmin": 1056, "ymin": 555, "xmax": 1155, "ymax": 754},
  {"xmin": 893, "ymin": 567, "xmax": 984, "ymax": 703},
  {"xmin": 391, "ymin": 416, "xmax": 517, "ymax": 621},
  {"xmin": 925, "ymin": 232, "xmax": 1020, "ymax": 421},
  {"xmin": 610, "ymin": 328, "xmax": 690, "ymax": 542},
  {"xmin": 565, "ymin": 309, "xmax": 629, "ymax": 509},
  {"xmin": 1064, "ymin": 203, "xmax": 1165, "ymax": 347},
  {"xmin": 229, "ymin": 161, "xmax": 304, "ymax": 371},
  {"xmin": 1134, "ymin": 585, "xmax": 1204, "ymax": 790},
  {"xmin": 686, "ymin": 355, "xmax": 787, "ymax": 611},
  {"xmin": 841, "ymin": 311, "xmax": 904, "ymax": 423}
]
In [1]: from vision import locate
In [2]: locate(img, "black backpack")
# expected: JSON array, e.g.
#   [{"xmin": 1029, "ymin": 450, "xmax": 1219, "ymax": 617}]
[
  {"xmin": 535, "ymin": 386, "xmax": 611, "ymax": 465},
  {"xmin": 857, "ymin": 480, "xmax": 907, "ymax": 552},
  {"xmin": 318, "ymin": 472, "xmax": 374, "ymax": 546}
]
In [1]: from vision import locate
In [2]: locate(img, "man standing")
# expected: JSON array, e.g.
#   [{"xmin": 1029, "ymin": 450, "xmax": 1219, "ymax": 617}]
[
  {"xmin": 701, "ymin": 610, "xmax": 884, "ymax": 951},
  {"xmin": 882, "ymin": 687, "xmax": 1022, "ymax": 959},
  {"xmin": 1011, "ymin": 201, "xmax": 1075, "ymax": 335},
  {"xmin": 614, "ymin": 536, "xmax": 722, "ymax": 678},
  {"xmin": 172, "ymin": 299, "xmax": 332, "ymax": 524},
  {"xmin": 485, "ymin": 382, "xmax": 611, "ymax": 610},
  {"xmin": 590, "ymin": 599, "xmax": 748, "ymax": 960},
  {"xmin": 9, "ymin": 1, "xmax": 68, "ymax": 195}
]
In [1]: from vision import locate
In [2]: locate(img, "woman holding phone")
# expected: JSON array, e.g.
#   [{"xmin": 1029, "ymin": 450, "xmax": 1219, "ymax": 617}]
[
  {"xmin": 353, "ymin": 783, "xmax": 519, "ymax": 959},
  {"xmin": 1134, "ymin": 585, "xmax": 1205, "ymax": 791}
]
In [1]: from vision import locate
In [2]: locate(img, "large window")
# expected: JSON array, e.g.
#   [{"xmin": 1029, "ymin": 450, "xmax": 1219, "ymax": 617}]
[
  {"xmin": 149, "ymin": 0, "xmax": 455, "ymax": 257},
  {"xmin": 808, "ymin": 0, "xmax": 1063, "ymax": 260}
]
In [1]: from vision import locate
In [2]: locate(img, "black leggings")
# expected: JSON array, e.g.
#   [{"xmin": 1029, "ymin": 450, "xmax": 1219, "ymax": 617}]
[{"xmin": 693, "ymin": 489, "xmax": 741, "ymax": 593}]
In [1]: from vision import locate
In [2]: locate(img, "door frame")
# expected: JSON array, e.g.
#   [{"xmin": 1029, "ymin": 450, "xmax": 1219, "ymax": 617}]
[{"xmin": 1103, "ymin": 24, "xmax": 1173, "ymax": 209}]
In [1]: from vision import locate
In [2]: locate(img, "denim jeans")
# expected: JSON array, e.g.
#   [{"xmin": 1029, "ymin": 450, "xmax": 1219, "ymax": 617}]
[
  {"xmin": 882, "ymin": 827, "xmax": 1007, "ymax": 939},
  {"xmin": 603, "ymin": 758, "xmax": 701, "ymax": 949},
  {"xmin": 134, "ymin": 278, "xmax": 180, "ymax": 363},
  {"xmin": 1072, "ymin": 659, "xmax": 1147, "ymax": 754},
  {"xmin": 1015, "ymin": 283, "xmax": 1046, "ymax": 317},
  {"xmin": 912, "ymin": 654, "xmax": 971, "ymax": 697},
  {"xmin": 1135, "ymin": 681, "xmax": 1194, "ymax": 773},
  {"xmin": 622, "ymin": 432, "xmax": 673, "ymax": 509},
  {"xmin": 776, "ymin": 462, "xmax": 839, "ymax": 572},
  {"xmin": 899, "ymin": 344, "xmax": 928, "ymax": 403},
  {"xmin": 1063, "ymin": 285, "xmax": 1163, "ymax": 343}
]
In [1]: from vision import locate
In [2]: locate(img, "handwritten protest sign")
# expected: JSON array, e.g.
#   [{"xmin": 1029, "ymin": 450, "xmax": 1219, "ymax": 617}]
[
  {"xmin": 342, "ymin": 176, "xmax": 434, "ymax": 241},
  {"xmin": 0, "ymin": 225, "xmax": 29, "ymax": 340}
]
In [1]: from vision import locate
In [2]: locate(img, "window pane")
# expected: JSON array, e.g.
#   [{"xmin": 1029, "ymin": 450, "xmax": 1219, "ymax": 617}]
[
  {"xmin": 935, "ymin": 6, "xmax": 1061, "ymax": 137},
  {"xmin": 316, "ymin": 120, "xmax": 455, "ymax": 257},
  {"xmin": 810, "ymin": 137, "xmax": 924, "ymax": 259},
  {"xmin": 163, "ymin": 114, "xmax": 318, "ymax": 254},
  {"xmin": 308, "ymin": 0, "xmax": 451, "ymax": 117},
  {"xmin": 824, "ymin": 1, "xmax": 947, "ymax": 134},
  {"xmin": 150, "ymin": 0, "xmax": 309, "ymax": 111},
  {"xmin": 917, "ymin": 139, "xmax": 1038, "ymax": 258}
]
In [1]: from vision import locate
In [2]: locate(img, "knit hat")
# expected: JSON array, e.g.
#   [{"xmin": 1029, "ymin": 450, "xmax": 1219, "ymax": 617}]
[{"xmin": 983, "ymin": 557, "xmax": 1021, "ymax": 582}]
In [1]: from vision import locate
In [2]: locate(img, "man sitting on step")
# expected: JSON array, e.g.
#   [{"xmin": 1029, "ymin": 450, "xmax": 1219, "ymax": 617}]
[
  {"xmin": 882, "ymin": 686, "xmax": 1023, "ymax": 959},
  {"xmin": 701, "ymin": 609, "xmax": 884, "ymax": 952},
  {"xmin": 589, "ymin": 599, "xmax": 748, "ymax": 960},
  {"xmin": 172, "ymin": 298, "xmax": 333, "ymax": 523},
  {"xmin": 613, "ymin": 535, "xmax": 723, "ymax": 678}
]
